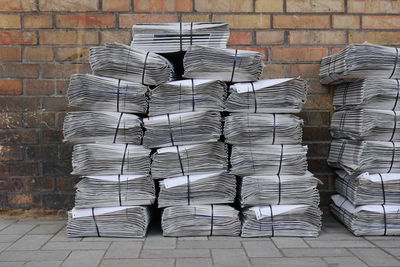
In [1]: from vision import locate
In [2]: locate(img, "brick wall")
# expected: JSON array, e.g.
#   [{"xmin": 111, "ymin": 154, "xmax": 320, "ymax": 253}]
[{"xmin": 1, "ymin": 0, "xmax": 399, "ymax": 211}]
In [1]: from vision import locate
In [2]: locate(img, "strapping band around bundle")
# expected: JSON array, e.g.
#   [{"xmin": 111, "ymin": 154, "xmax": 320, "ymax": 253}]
[
  {"xmin": 269, "ymin": 205, "xmax": 274, "ymax": 237},
  {"xmin": 251, "ymin": 82, "xmax": 257, "ymax": 113},
  {"xmin": 141, "ymin": 51, "xmax": 150, "ymax": 85},
  {"xmin": 191, "ymin": 79, "xmax": 195, "ymax": 112},
  {"xmin": 272, "ymin": 114, "xmax": 276, "ymax": 145},
  {"xmin": 382, "ymin": 204, "xmax": 387, "ymax": 236},
  {"xmin": 179, "ymin": 21, "xmax": 183, "ymax": 51},
  {"xmin": 277, "ymin": 174, "xmax": 281, "ymax": 205},
  {"xmin": 91, "ymin": 208, "xmax": 101, "ymax": 237},
  {"xmin": 342, "ymin": 83, "xmax": 350, "ymax": 106},
  {"xmin": 176, "ymin": 146, "xmax": 185, "ymax": 176},
  {"xmin": 378, "ymin": 174, "xmax": 386, "ymax": 205},
  {"xmin": 117, "ymin": 174, "xmax": 122, "ymax": 206},
  {"xmin": 393, "ymin": 79, "xmax": 399, "ymax": 110},
  {"xmin": 337, "ymin": 140, "xmax": 347, "ymax": 163},
  {"xmin": 113, "ymin": 112, "xmax": 124, "ymax": 144},
  {"xmin": 121, "ymin": 143, "xmax": 128, "ymax": 175},
  {"xmin": 339, "ymin": 112, "xmax": 346, "ymax": 134},
  {"xmin": 190, "ymin": 22, "xmax": 193, "ymax": 46},
  {"xmin": 167, "ymin": 114, "xmax": 175, "ymax": 146},
  {"xmin": 210, "ymin": 204, "xmax": 214, "ymax": 236},
  {"xmin": 390, "ymin": 110, "xmax": 397, "ymax": 142},
  {"xmin": 277, "ymin": 144, "xmax": 284, "ymax": 175},
  {"xmin": 344, "ymin": 174, "xmax": 350, "ymax": 199},
  {"xmin": 116, "ymin": 79, "xmax": 121, "ymax": 112},
  {"xmin": 388, "ymin": 141, "xmax": 395, "ymax": 173},
  {"xmin": 389, "ymin": 47, "xmax": 399, "ymax": 79},
  {"xmin": 230, "ymin": 49, "xmax": 238, "ymax": 83},
  {"xmin": 339, "ymin": 198, "xmax": 347, "ymax": 223},
  {"xmin": 186, "ymin": 175, "xmax": 191, "ymax": 205}
]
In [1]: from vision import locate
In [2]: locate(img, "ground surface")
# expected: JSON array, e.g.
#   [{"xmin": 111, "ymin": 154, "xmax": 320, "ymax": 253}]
[{"xmin": 0, "ymin": 215, "xmax": 399, "ymax": 267}]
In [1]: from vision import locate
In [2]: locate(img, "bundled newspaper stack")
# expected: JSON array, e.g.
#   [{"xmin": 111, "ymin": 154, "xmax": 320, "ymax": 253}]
[{"xmin": 322, "ymin": 43, "xmax": 400, "ymax": 236}]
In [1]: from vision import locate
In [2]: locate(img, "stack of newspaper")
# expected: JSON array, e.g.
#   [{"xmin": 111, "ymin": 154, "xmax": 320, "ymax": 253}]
[{"xmin": 131, "ymin": 22, "xmax": 229, "ymax": 53}]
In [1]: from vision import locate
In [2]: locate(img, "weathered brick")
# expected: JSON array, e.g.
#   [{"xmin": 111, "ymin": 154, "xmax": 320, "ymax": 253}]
[
  {"xmin": 24, "ymin": 15, "xmax": 53, "ymax": 28},
  {"xmin": 55, "ymin": 80, "xmax": 69, "ymax": 95},
  {"xmin": 0, "ymin": 64, "xmax": 39, "ymax": 78},
  {"xmin": 0, "ymin": 0, "xmax": 37, "ymax": 11},
  {"xmin": 119, "ymin": 14, "xmax": 178, "ymax": 28},
  {"xmin": 25, "ymin": 177, "xmax": 55, "ymax": 192},
  {"xmin": 39, "ymin": 30, "xmax": 98, "ymax": 45},
  {"xmin": 0, "ymin": 80, "xmax": 22, "ymax": 95},
  {"xmin": 41, "ymin": 96, "xmax": 68, "ymax": 111},
  {"xmin": 213, "ymin": 14, "xmax": 270, "ymax": 29},
  {"xmin": 0, "ymin": 47, "xmax": 21, "ymax": 62},
  {"xmin": 0, "ymin": 129, "xmax": 39, "ymax": 144},
  {"xmin": 8, "ymin": 194, "xmax": 36, "ymax": 207},
  {"xmin": 303, "ymin": 94, "xmax": 333, "ymax": 110},
  {"xmin": 289, "ymin": 31, "xmax": 346, "ymax": 45},
  {"xmin": 41, "ymin": 63, "xmax": 91, "ymax": 78},
  {"xmin": 286, "ymin": 0, "xmax": 344, "ymax": 12},
  {"xmin": 39, "ymin": 0, "xmax": 99, "ymax": 11},
  {"xmin": 55, "ymin": 47, "xmax": 89, "ymax": 61},
  {"xmin": 181, "ymin": 14, "xmax": 210, "ymax": 23},
  {"xmin": 348, "ymin": 0, "xmax": 400, "ymax": 14},
  {"xmin": 56, "ymin": 14, "xmax": 115, "ymax": 28},
  {"xmin": 0, "ymin": 97, "xmax": 37, "ymax": 111},
  {"xmin": 58, "ymin": 143, "xmax": 73, "ymax": 160},
  {"xmin": 307, "ymin": 143, "xmax": 330, "ymax": 158},
  {"xmin": 57, "ymin": 176, "xmax": 80, "ymax": 191},
  {"xmin": 261, "ymin": 64, "xmax": 286, "ymax": 78},
  {"xmin": 308, "ymin": 159, "xmax": 333, "ymax": 174},
  {"xmin": 298, "ymin": 111, "xmax": 331, "ymax": 126},
  {"xmin": 332, "ymin": 15, "xmax": 360, "ymax": 29},
  {"xmin": 308, "ymin": 80, "xmax": 330, "ymax": 94},
  {"xmin": 273, "ymin": 15, "xmax": 330, "ymax": 29},
  {"xmin": 25, "ymin": 80, "xmax": 54, "ymax": 95},
  {"xmin": 363, "ymin": 16, "xmax": 400, "ymax": 30},
  {"xmin": 0, "ymin": 162, "xmax": 39, "ymax": 176},
  {"xmin": 101, "ymin": 30, "xmax": 131, "ymax": 44},
  {"xmin": 56, "ymin": 112, "xmax": 66, "ymax": 128},
  {"xmin": 271, "ymin": 47, "xmax": 328, "ymax": 62},
  {"xmin": 0, "ymin": 178, "xmax": 24, "ymax": 192},
  {"xmin": 24, "ymin": 112, "xmax": 55, "ymax": 128},
  {"xmin": 228, "ymin": 31, "xmax": 253, "ymax": 45},
  {"xmin": 43, "ymin": 161, "xmax": 72, "ymax": 176},
  {"xmin": 256, "ymin": 30, "xmax": 284, "ymax": 45},
  {"xmin": 0, "ymin": 113, "xmax": 23, "ymax": 128},
  {"xmin": 26, "ymin": 145, "xmax": 58, "ymax": 160},
  {"xmin": 255, "ymin": 0, "xmax": 283, "ymax": 12},
  {"xmin": 0, "ymin": 145, "xmax": 24, "ymax": 161},
  {"xmin": 288, "ymin": 64, "xmax": 321, "ymax": 78},
  {"xmin": 42, "ymin": 130, "xmax": 63, "ymax": 143},
  {"xmin": 332, "ymin": 47, "xmax": 345, "ymax": 54},
  {"xmin": 303, "ymin": 127, "xmax": 332, "ymax": 142},
  {"xmin": 102, "ymin": 0, "xmax": 131, "ymax": 11},
  {"xmin": 349, "ymin": 31, "xmax": 400, "ymax": 45},
  {"xmin": 0, "ymin": 15, "xmax": 21, "ymax": 29},
  {"xmin": 0, "ymin": 31, "xmax": 36, "ymax": 45},
  {"xmin": 40, "ymin": 193, "xmax": 74, "ymax": 209},
  {"xmin": 135, "ymin": 0, "xmax": 192, "ymax": 12},
  {"xmin": 24, "ymin": 47, "xmax": 53, "ymax": 61},
  {"xmin": 195, "ymin": 0, "xmax": 252, "ymax": 12}
]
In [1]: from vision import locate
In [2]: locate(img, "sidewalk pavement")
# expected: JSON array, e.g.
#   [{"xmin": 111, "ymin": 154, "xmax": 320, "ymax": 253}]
[{"xmin": 0, "ymin": 215, "xmax": 399, "ymax": 267}]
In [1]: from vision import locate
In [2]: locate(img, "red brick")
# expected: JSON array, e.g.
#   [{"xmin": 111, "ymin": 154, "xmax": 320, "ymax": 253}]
[
  {"xmin": 0, "ymin": 31, "xmax": 36, "ymax": 45},
  {"xmin": 348, "ymin": 0, "xmax": 400, "ymax": 14},
  {"xmin": 42, "ymin": 161, "xmax": 71, "ymax": 176},
  {"xmin": 101, "ymin": 30, "xmax": 131, "ymax": 44},
  {"xmin": 41, "ymin": 63, "xmax": 91, "ymax": 79},
  {"xmin": 24, "ymin": 47, "xmax": 54, "ymax": 62},
  {"xmin": 58, "ymin": 143, "xmax": 73, "ymax": 160},
  {"xmin": 39, "ymin": 0, "xmax": 99, "ymax": 11},
  {"xmin": 39, "ymin": 30, "xmax": 98, "ymax": 45},
  {"xmin": 289, "ymin": 30, "xmax": 346, "ymax": 45},
  {"xmin": 308, "ymin": 80, "xmax": 330, "ymax": 94},
  {"xmin": 303, "ymin": 95, "xmax": 333, "ymax": 110},
  {"xmin": 0, "ymin": 15, "xmax": 21, "ymax": 29},
  {"xmin": 0, "ymin": 178, "xmax": 24, "ymax": 192},
  {"xmin": 25, "ymin": 177, "xmax": 55, "ymax": 192},
  {"xmin": 42, "ymin": 130, "xmax": 63, "ymax": 143},
  {"xmin": 0, "ymin": 162, "xmax": 39, "ymax": 176},
  {"xmin": 55, "ymin": 80, "xmax": 69, "ymax": 95},
  {"xmin": 135, "ymin": 0, "xmax": 193, "ymax": 12},
  {"xmin": 0, "ymin": 97, "xmax": 37, "ymax": 112},
  {"xmin": 349, "ymin": 31, "xmax": 400, "ymax": 46},
  {"xmin": 56, "ymin": 14, "xmax": 115, "ymax": 29},
  {"xmin": 119, "ymin": 14, "xmax": 178, "ymax": 28},
  {"xmin": 363, "ymin": 16, "xmax": 400, "ymax": 30},
  {"xmin": 0, "ymin": 0, "xmax": 37, "ymax": 11},
  {"xmin": 213, "ymin": 14, "xmax": 270, "ymax": 29},
  {"xmin": 255, "ymin": 0, "xmax": 283, "ymax": 12},
  {"xmin": 0, "ymin": 129, "xmax": 39, "ymax": 144},
  {"xmin": 24, "ymin": 112, "xmax": 55, "ymax": 128},
  {"xmin": 0, "ymin": 145, "xmax": 24, "ymax": 161},
  {"xmin": 195, "ymin": 0, "xmax": 252, "ymax": 12},
  {"xmin": 256, "ymin": 30, "xmax": 284, "ymax": 45},
  {"xmin": 57, "ymin": 176, "xmax": 81, "ymax": 191},
  {"xmin": 0, "ymin": 64, "xmax": 39, "ymax": 79},
  {"xmin": 288, "ymin": 64, "xmax": 321, "ymax": 78},
  {"xmin": 332, "ymin": 47, "xmax": 345, "ymax": 54},
  {"xmin": 0, "ymin": 80, "xmax": 22, "ymax": 95},
  {"xmin": 0, "ymin": 113, "xmax": 22, "ymax": 129},
  {"xmin": 41, "ymin": 96, "xmax": 68, "ymax": 111},
  {"xmin": 102, "ymin": 0, "xmax": 131, "ymax": 11},
  {"xmin": 332, "ymin": 15, "xmax": 360, "ymax": 29},
  {"xmin": 261, "ymin": 64, "xmax": 286, "ymax": 78},
  {"xmin": 286, "ymin": 0, "xmax": 344, "ymax": 12},
  {"xmin": 271, "ymin": 47, "xmax": 328, "ymax": 62},
  {"xmin": 40, "ymin": 193, "xmax": 74, "ymax": 209},
  {"xmin": 26, "ymin": 145, "xmax": 58, "ymax": 160},
  {"xmin": 25, "ymin": 80, "xmax": 54, "ymax": 95},
  {"xmin": 228, "ymin": 31, "xmax": 253, "ymax": 45},
  {"xmin": 24, "ymin": 15, "xmax": 53, "ymax": 28},
  {"xmin": 181, "ymin": 14, "xmax": 210, "ymax": 22},
  {"xmin": 273, "ymin": 15, "xmax": 330, "ymax": 29},
  {"xmin": 8, "ymin": 194, "xmax": 34, "ymax": 207},
  {"xmin": 0, "ymin": 47, "xmax": 21, "ymax": 62},
  {"xmin": 55, "ymin": 47, "xmax": 89, "ymax": 61}
]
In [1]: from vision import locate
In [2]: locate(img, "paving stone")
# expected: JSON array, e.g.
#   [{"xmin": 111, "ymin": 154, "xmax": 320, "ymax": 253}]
[
  {"xmin": 271, "ymin": 237, "xmax": 309, "ymax": 248},
  {"xmin": 49, "ymin": 227, "xmax": 82, "ymax": 242},
  {"xmin": 42, "ymin": 241, "xmax": 110, "ymax": 250},
  {"xmin": 62, "ymin": 250, "xmax": 105, "ymax": 267},
  {"xmin": 177, "ymin": 236, "xmax": 208, "ymax": 241},
  {"xmin": 82, "ymin": 237, "xmax": 145, "ymax": 242},
  {"xmin": 177, "ymin": 240, "xmax": 241, "ymax": 249},
  {"xmin": 364, "ymin": 236, "xmax": 400, "ymax": 241},
  {"xmin": 282, "ymin": 247, "xmax": 352, "ymax": 257},
  {"xmin": 383, "ymin": 248, "xmax": 400, "ymax": 257},
  {"xmin": 0, "ymin": 250, "xmax": 70, "ymax": 262},
  {"xmin": 104, "ymin": 241, "xmax": 142, "ymax": 259},
  {"xmin": 0, "ymin": 221, "xmax": 16, "ymax": 231},
  {"xmin": 7, "ymin": 235, "xmax": 52, "ymax": 251},
  {"xmin": 0, "ymin": 223, "xmax": 36, "ymax": 235},
  {"xmin": 176, "ymin": 258, "xmax": 213, "ymax": 267},
  {"xmin": 24, "ymin": 261, "xmax": 63, "ymax": 267},
  {"xmin": 208, "ymin": 236, "xmax": 244, "ymax": 241},
  {"xmin": 0, "ymin": 235, "xmax": 23, "ymax": 243},
  {"xmin": 305, "ymin": 240, "xmax": 374, "ymax": 248},
  {"xmin": 212, "ymin": 249, "xmax": 251, "ymax": 267},
  {"xmin": 28, "ymin": 224, "xmax": 65, "ymax": 235},
  {"xmin": 242, "ymin": 241, "xmax": 282, "ymax": 257},
  {"xmin": 143, "ymin": 237, "xmax": 176, "ymax": 249},
  {"xmin": 251, "ymin": 257, "xmax": 327, "ymax": 267},
  {"xmin": 304, "ymin": 231, "xmax": 361, "ymax": 241},
  {"xmin": 370, "ymin": 240, "xmax": 400, "ymax": 248},
  {"xmin": 100, "ymin": 259, "xmax": 175, "ymax": 267},
  {"xmin": 140, "ymin": 248, "xmax": 210, "ymax": 258},
  {"xmin": 350, "ymin": 248, "xmax": 400, "ymax": 266},
  {"xmin": 0, "ymin": 262, "xmax": 24, "ymax": 267},
  {"xmin": 0, "ymin": 243, "xmax": 11, "ymax": 252},
  {"xmin": 323, "ymin": 256, "xmax": 368, "ymax": 267}
]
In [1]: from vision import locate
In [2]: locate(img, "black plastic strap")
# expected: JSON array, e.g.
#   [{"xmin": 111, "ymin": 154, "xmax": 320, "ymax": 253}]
[
  {"xmin": 269, "ymin": 205, "xmax": 274, "ymax": 237},
  {"xmin": 277, "ymin": 174, "xmax": 281, "ymax": 205},
  {"xmin": 272, "ymin": 114, "xmax": 276, "ymax": 145},
  {"xmin": 378, "ymin": 174, "xmax": 386, "ymax": 205},
  {"xmin": 116, "ymin": 79, "xmax": 121, "ymax": 112},
  {"xmin": 339, "ymin": 112, "xmax": 346, "ymax": 134},
  {"xmin": 113, "ymin": 112, "xmax": 124, "ymax": 144},
  {"xmin": 166, "ymin": 114, "xmax": 175, "ymax": 146},
  {"xmin": 339, "ymin": 198, "xmax": 347, "ymax": 223},
  {"xmin": 388, "ymin": 141, "xmax": 396, "ymax": 173},
  {"xmin": 393, "ymin": 79, "xmax": 400, "ymax": 110},
  {"xmin": 337, "ymin": 140, "xmax": 347, "ymax": 162},
  {"xmin": 176, "ymin": 146, "xmax": 185, "ymax": 176},
  {"xmin": 250, "ymin": 82, "xmax": 257, "ymax": 113},
  {"xmin": 187, "ymin": 175, "xmax": 190, "ymax": 205},
  {"xmin": 382, "ymin": 204, "xmax": 387, "ymax": 236},
  {"xmin": 179, "ymin": 21, "xmax": 183, "ymax": 51},
  {"xmin": 344, "ymin": 174, "xmax": 350, "ymax": 198},
  {"xmin": 190, "ymin": 22, "xmax": 193, "ymax": 45},
  {"xmin": 277, "ymin": 144, "xmax": 283, "ymax": 175},
  {"xmin": 121, "ymin": 143, "xmax": 128, "ymax": 175},
  {"xmin": 342, "ymin": 83, "xmax": 349, "ymax": 106},
  {"xmin": 191, "ymin": 79, "xmax": 195, "ymax": 112},
  {"xmin": 390, "ymin": 110, "xmax": 397, "ymax": 141},
  {"xmin": 230, "ymin": 49, "xmax": 238, "ymax": 83},
  {"xmin": 117, "ymin": 174, "xmax": 122, "ymax": 206},
  {"xmin": 389, "ymin": 47, "xmax": 399, "ymax": 79},
  {"xmin": 210, "ymin": 204, "xmax": 214, "ymax": 236},
  {"xmin": 91, "ymin": 208, "xmax": 100, "ymax": 237},
  {"xmin": 141, "ymin": 51, "xmax": 150, "ymax": 85}
]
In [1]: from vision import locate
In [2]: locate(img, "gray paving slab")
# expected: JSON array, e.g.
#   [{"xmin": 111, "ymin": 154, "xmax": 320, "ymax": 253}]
[
  {"xmin": 41, "ymin": 241, "xmax": 110, "ymax": 250},
  {"xmin": 0, "ymin": 235, "xmax": 23, "ymax": 243},
  {"xmin": 304, "ymin": 231, "xmax": 361, "ymax": 241},
  {"xmin": 383, "ymin": 248, "xmax": 400, "ymax": 257},
  {"xmin": 177, "ymin": 240, "xmax": 242, "ymax": 249},
  {"xmin": 104, "ymin": 241, "xmax": 142, "ymax": 259},
  {"xmin": 370, "ymin": 240, "xmax": 400, "ymax": 248},
  {"xmin": 271, "ymin": 237, "xmax": 309, "ymax": 248},
  {"xmin": 211, "ymin": 249, "xmax": 251, "ymax": 267},
  {"xmin": 0, "ymin": 224, "xmax": 36, "ymax": 235},
  {"xmin": 28, "ymin": 224, "xmax": 65, "ymax": 235},
  {"xmin": 24, "ymin": 261, "xmax": 63, "ymax": 267},
  {"xmin": 242, "ymin": 240, "xmax": 282, "ymax": 258},
  {"xmin": 176, "ymin": 258, "xmax": 213, "ymax": 267},
  {"xmin": 49, "ymin": 227, "xmax": 81, "ymax": 242},
  {"xmin": 0, "ymin": 221, "xmax": 16, "ymax": 231},
  {"xmin": 140, "ymin": 248, "xmax": 210, "ymax": 258},
  {"xmin": 177, "ymin": 236, "xmax": 208, "ymax": 241},
  {"xmin": 143, "ymin": 237, "xmax": 176, "ymax": 249},
  {"xmin": 350, "ymin": 248, "xmax": 400, "ymax": 267},
  {"xmin": 323, "ymin": 256, "xmax": 368, "ymax": 267},
  {"xmin": 0, "ymin": 262, "xmax": 24, "ymax": 267},
  {"xmin": 62, "ymin": 250, "xmax": 105, "ymax": 267},
  {"xmin": 0, "ymin": 243, "xmax": 11, "ymax": 253},
  {"xmin": 100, "ymin": 259, "xmax": 175, "ymax": 267},
  {"xmin": 282, "ymin": 247, "xmax": 352, "ymax": 257},
  {"xmin": 6, "ymin": 235, "xmax": 52, "ymax": 251},
  {"xmin": 305, "ymin": 239, "xmax": 375, "ymax": 248},
  {"xmin": 0, "ymin": 250, "xmax": 70, "ymax": 262},
  {"xmin": 251, "ymin": 257, "xmax": 327, "ymax": 267},
  {"xmin": 82, "ymin": 237, "xmax": 145, "ymax": 242}
]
